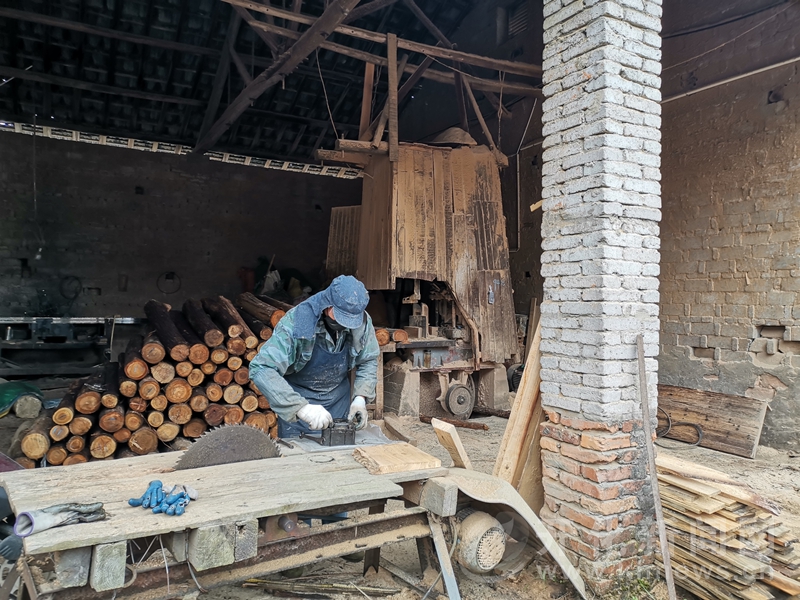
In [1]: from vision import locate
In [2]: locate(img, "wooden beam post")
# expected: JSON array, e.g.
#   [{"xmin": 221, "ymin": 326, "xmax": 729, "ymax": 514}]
[
  {"xmin": 232, "ymin": 5, "xmax": 279, "ymax": 56},
  {"xmin": 359, "ymin": 62, "xmax": 375, "ymax": 139},
  {"xmin": 402, "ymin": 0, "xmax": 451, "ymax": 47},
  {"xmin": 197, "ymin": 12, "xmax": 242, "ymax": 143},
  {"xmin": 453, "ymin": 72, "xmax": 469, "ymax": 131},
  {"xmin": 462, "ymin": 77, "xmax": 508, "ymax": 166},
  {"xmin": 387, "ymin": 33, "xmax": 399, "ymax": 162},
  {"xmin": 229, "ymin": 40, "xmax": 253, "ymax": 85},
  {"xmin": 195, "ymin": 0, "xmax": 362, "ymax": 154},
  {"xmin": 343, "ymin": 0, "xmax": 399, "ymax": 24}
]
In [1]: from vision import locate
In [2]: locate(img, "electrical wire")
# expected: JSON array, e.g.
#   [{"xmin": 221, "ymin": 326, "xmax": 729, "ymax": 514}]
[
  {"xmin": 664, "ymin": 2, "xmax": 795, "ymax": 71},
  {"xmin": 654, "ymin": 406, "xmax": 704, "ymax": 449},
  {"xmin": 662, "ymin": 0, "xmax": 793, "ymax": 39},
  {"xmin": 316, "ymin": 49, "xmax": 339, "ymax": 139}
]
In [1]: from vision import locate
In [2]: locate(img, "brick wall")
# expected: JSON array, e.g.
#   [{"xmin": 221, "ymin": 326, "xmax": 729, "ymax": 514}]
[
  {"xmin": 539, "ymin": 0, "xmax": 662, "ymax": 592},
  {"xmin": 0, "ymin": 132, "xmax": 361, "ymax": 317},
  {"xmin": 659, "ymin": 65, "xmax": 800, "ymax": 450}
]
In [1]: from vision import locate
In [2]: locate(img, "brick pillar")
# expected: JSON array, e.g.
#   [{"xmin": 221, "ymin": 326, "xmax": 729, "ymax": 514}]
[{"xmin": 538, "ymin": 0, "xmax": 662, "ymax": 594}]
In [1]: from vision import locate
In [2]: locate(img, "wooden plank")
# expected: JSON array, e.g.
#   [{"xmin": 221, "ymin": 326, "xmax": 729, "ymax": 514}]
[
  {"xmin": 359, "ymin": 62, "xmax": 375, "ymax": 138},
  {"xmin": 524, "ymin": 297, "xmax": 539, "ymax": 362},
  {"xmin": 401, "ymin": 477, "xmax": 459, "ymax": 516},
  {"xmin": 428, "ymin": 517, "xmax": 462, "ymax": 600},
  {"xmin": 764, "ymin": 571, "xmax": 800, "ymax": 595},
  {"xmin": 512, "ymin": 400, "xmax": 544, "ymax": 514},
  {"xmin": 353, "ymin": 443, "xmax": 441, "ymax": 475},
  {"xmin": 52, "ymin": 547, "xmax": 92, "ymax": 589},
  {"xmin": 89, "ymin": 541, "xmax": 126, "ymax": 592},
  {"xmin": 195, "ymin": 0, "xmax": 362, "ymax": 153},
  {"xmin": 357, "ymin": 154, "xmax": 394, "ymax": 289},
  {"xmin": 314, "ymin": 149, "xmax": 371, "ymax": 166},
  {"xmin": 637, "ymin": 336, "xmax": 678, "ymax": 600},
  {"xmin": 494, "ymin": 321, "xmax": 540, "ymax": 482},
  {"xmin": 387, "ymin": 33, "xmax": 399, "ymax": 162},
  {"xmin": 188, "ymin": 524, "xmax": 236, "ymax": 571},
  {"xmin": 383, "ymin": 413, "xmax": 418, "ymax": 446},
  {"xmin": 431, "ymin": 418, "xmax": 472, "ymax": 469},
  {"xmin": 658, "ymin": 385, "xmax": 768, "ymax": 459},
  {"xmin": 0, "ymin": 451, "xmax": 403, "ymax": 555},
  {"xmin": 234, "ymin": 520, "xmax": 259, "ymax": 562},
  {"xmin": 325, "ymin": 206, "xmax": 361, "ymax": 278},
  {"xmin": 658, "ymin": 472, "xmax": 723, "ymax": 498},
  {"xmin": 375, "ymin": 351, "xmax": 384, "ymax": 420}
]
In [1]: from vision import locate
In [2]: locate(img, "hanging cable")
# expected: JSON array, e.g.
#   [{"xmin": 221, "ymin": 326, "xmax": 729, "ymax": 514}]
[
  {"xmin": 316, "ymin": 49, "xmax": 339, "ymax": 139},
  {"xmin": 662, "ymin": 0, "xmax": 793, "ymax": 39}
]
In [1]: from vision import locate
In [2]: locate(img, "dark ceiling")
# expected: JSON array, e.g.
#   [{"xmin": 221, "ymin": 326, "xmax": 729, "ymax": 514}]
[{"xmin": 0, "ymin": 0, "xmax": 478, "ymax": 161}]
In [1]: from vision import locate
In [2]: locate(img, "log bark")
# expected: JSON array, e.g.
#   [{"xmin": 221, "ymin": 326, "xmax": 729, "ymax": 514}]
[
  {"xmin": 144, "ymin": 299, "xmax": 190, "ymax": 361},
  {"xmin": 116, "ymin": 448, "xmax": 138, "ymax": 459},
  {"xmin": 182, "ymin": 419, "xmax": 207, "ymax": 438},
  {"xmin": 123, "ymin": 335, "xmax": 149, "ymax": 380},
  {"xmin": 257, "ymin": 396, "xmax": 271, "ymax": 410},
  {"xmin": 112, "ymin": 428, "xmax": 132, "ymax": 444},
  {"xmin": 101, "ymin": 362, "xmax": 120, "ymax": 408},
  {"xmin": 200, "ymin": 361, "xmax": 216, "ymax": 375},
  {"xmin": 75, "ymin": 388, "xmax": 101, "ymax": 414},
  {"xmin": 244, "ymin": 411, "xmax": 269, "ymax": 432},
  {"xmin": 156, "ymin": 422, "xmax": 180, "ymax": 443},
  {"xmin": 150, "ymin": 394, "xmax": 168, "ymax": 411},
  {"xmin": 241, "ymin": 392, "xmax": 259, "ymax": 413},
  {"xmin": 128, "ymin": 397, "xmax": 149, "ymax": 412},
  {"xmin": 50, "ymin": 424, "xmax": 70, "ymax": 442},
  {"xmin": 150, "ymin": 361, "xmax": 176, "ymax": 384},
  {"xmin": 63, "ymin": 450, "xmax": 89, "ymax": 466},
  {"xmin": 167, "ymin": 403, "xmax": 193, "ymax": 425},
  {"xmin": 124, "ymin": 411, "xmax": 145, "ymax": 431},
  {"xmin": 52, "ymin": 390, "xmax": 76, "ymax": 425},
  {"xmin": 202, "ymin": 297, "xmax": 244, "ymax": 338},
  {"xmin": 234, "ymin": 366, "xmax": 250, "ymax": 385},
  {"xmin": 237, "ymin": 307, "xmax": 273, "ymax": 341},
  {"xmin": 226, "ymin": 337, "xmax": 247, "ymax": 356},
  {"xmin": 45, "ymin": 444, "xmax": 68, "ymax": 466},
  {"xmin": 219, "ymin": 296, "xmax": 258, "ymax": 348},
  {"xmin": 138, "ymin": 376, "xmax": 160, "ymax": 400},
  {"xmin": 146, "ymin": 410, "xmax": 165, "ymax": 428},
  {"xmin": 129, "ymin": 428, "xmax": 158, "ymax": 455},
  {"xmin": 69, "ymin": 414, "xmax": 95, "ymax": 436},
  {"xmin": 210, "ymin": 346, "xmax": 229, "ymax": 364},
  {"xmin": 169, "ymin": 309, "xmax": 211, "ymax": 364},
  {"xmin": 183, "ymin": 298, "xmax": 225, "ymax": 347},
  {"xmin": 175, "ymin": 361, "xmax": 193, "ymax": 378},
  {"xmin": 22, "ymin": 414, "xmax": 52, "ymax": 459},
  {"xmin": 223, "ymin": 383, "xmax": 244, "ymax": 405},
  {"xmin": 187, "ymin": 368, "xmax": 205, "ymax": 387},
  {"xmin": 99, "ymin": 406, "xmax": 125, "ymax": 432},
  {"xmin": 203, "ymin": 404, "xmax": 228, "ymax": 426},
  {"xmin": 89, "ymin": 433, "xmax": 116, "ymax": 459},
  {"xmin": 12, "ymin": 457, "xmax": 35, "ymax": 469},
  {"xmin": 224, "ymin": 405, "xmax": 245, "ymax": 425},
  {"xmin": 206, "ymin": 383, "xmax": 223, "ymax": 401},
  {"xmin": 471, "ymin": 406, "xmax": 510, "ymax": 419},
  {"xmin": 165, "ymin": 378, "xmax": 192, "ymax": 403},
  {"xmin": 375, "ymin": 328, "xmax": 391, "ymax": 346},
  {"xmin": 227, "ymin": 356, "xmax": 243, "ymax": 371},
  {"xmin": 214, "ymin": 368, "xmax": 234, "ymax": 386},
  {"xmin": 189, "ymin": 391, "xmax": 209, "ymax": 413},
  {"xmin": 141, "ymin": 331, "xmax": 167, "ymax": 364},
  {"xmin": 65, "ymin": 435, "xmax": 85, "ymax": 453},
  {"xmin": 269, "ymin": 425, "xmax": 278, "ymax": 439},
  {"xmin": 237, "ymin": 292, "xmax": 286, "ymax": 328}
]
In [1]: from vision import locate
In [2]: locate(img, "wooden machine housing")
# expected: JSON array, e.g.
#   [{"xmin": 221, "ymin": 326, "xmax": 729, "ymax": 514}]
[{"xmin": 327, "ymin": 142, "xmax": 518, "ymax": 414}]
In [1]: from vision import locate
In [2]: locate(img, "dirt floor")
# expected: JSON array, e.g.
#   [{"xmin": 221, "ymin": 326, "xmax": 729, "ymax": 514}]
[{"xmin": 3, "ymin": 411, "xmax": 800, "ymax": 600}]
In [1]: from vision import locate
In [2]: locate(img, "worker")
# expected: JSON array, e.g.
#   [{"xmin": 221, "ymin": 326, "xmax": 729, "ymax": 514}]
[{"xmin": 250, "ymin": 275, "xmax": 379, "ymax": 438}]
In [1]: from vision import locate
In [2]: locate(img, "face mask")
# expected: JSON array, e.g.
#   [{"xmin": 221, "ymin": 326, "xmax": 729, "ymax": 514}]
[{"xmin": 324, "ymin": 313, "xmax": 347, "ymax": 333}]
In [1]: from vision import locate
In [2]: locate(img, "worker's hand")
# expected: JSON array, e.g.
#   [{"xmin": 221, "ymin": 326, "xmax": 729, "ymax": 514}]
[
  {"xmin": 349, "ymin": 396, "xmax": 368, "ymax": 430},
  {"xmin": 297, "ymin": 404, "xmax": 333, "ymax": 430},
  {"xmin": 0, "ymin": 534, "xmax": 22, "ymax": 562}
]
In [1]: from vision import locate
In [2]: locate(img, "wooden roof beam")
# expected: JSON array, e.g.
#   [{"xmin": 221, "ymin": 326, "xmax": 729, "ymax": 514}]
[
  {"xmin": 0, "ymin": 65, "xmax": 204, "ymax": 106},
  {"xmin": 197, "ymin": 12, "xmax": 242, "ymax": 142},
  {"xmin": 194, "ymin": 0, "xmax": 362, "ymax": 154},
  {"xmin": 224, "ymin": 0, "xmax": 542, "ymax": 78},
  {"xmin": 233, "ymin": 5, "xmax": 280, "ymax": 56},
  {"xmin": 245, "ymin": 19, "xmax": 541, "ymax": 96},
  {"xmin": 343, "ymin": 0, "xmax": 400, "ymax": 24}
]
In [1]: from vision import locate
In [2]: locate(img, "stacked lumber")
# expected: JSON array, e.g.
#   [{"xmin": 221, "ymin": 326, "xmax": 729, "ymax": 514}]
[
  {"xmin": 656, "ymin": 454, "xmax": 800, "ymax": 600},
  {"xmin": 19, "ymin": 296, "xmax": 284, "ymax": 466}
]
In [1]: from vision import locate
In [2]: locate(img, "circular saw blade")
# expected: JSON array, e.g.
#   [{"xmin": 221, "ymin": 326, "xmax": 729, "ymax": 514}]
[{"xmin": 175, "ymin": 424, "xmax": 281, "ymax": 470}]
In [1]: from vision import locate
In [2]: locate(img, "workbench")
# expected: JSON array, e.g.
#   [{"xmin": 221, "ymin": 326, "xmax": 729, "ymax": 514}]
[{"xmin": 0, "ymin": 443, "xmax": 586, "ymax": 600}]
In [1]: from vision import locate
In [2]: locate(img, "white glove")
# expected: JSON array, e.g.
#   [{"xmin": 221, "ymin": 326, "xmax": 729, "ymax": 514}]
[
  {"xmin": 297, "ymin": 404, "xmax": 333, "ymax": 430},
  {"xmin": 348, "ymin": 396, "xmax": 368, "ymax": 430}
]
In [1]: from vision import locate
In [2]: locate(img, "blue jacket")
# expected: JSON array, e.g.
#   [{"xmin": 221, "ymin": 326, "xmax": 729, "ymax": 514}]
[{"xmin": 249, "ymin": 307, "xmax": 380, "ymax": 423}]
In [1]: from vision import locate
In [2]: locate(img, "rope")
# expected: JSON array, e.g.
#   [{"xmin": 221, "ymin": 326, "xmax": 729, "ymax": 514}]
[
  {"xmin": 316, "ymin": 49, "xmax": 339, "ymax": 138},
  {"xmin": 655, "ymin": 406, "xmax": 704, "ymax": 448}
]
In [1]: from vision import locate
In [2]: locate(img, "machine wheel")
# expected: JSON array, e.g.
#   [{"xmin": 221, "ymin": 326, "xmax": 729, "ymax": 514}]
[{"xmin": 444, "ymin": 383, "xmax": 475, "ymax": 419}]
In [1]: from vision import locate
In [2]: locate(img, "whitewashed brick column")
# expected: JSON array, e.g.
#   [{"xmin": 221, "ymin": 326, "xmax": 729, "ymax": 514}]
[{"xmin": 538, "ymin": 0, "xmax": 662, "ymax": 593}]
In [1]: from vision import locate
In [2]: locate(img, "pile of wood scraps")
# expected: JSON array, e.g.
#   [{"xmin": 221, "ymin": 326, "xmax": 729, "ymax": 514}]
[
  {"xmin": 15, "ymin": 293, "xmax": 288, "ymax": 467},
  {"xmin": 656, "ymin": 454, "xmax": 800, "ymax": 600}
]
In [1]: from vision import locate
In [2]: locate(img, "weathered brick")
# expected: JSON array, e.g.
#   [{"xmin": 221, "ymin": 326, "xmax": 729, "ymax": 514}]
[
  {"xmin": 580, "ymin": 431, "xmax": 633, "ymax": 451},
  {"xmin": 560, "ymin": 444, "xmax": 619, "ymax": 464},
  {"xmin": 580, "ymin": 495, "xmax": 638, "ymax": 515},
  {"xmin": 560, "ymin": 503, "xmax": 620, "ymax": 532},
  {"xmin": 560, "ymin": 472, "xmax": 620, "ymax": 500},
  {"xmin": 542, "ymin": 449, "xmax": 583, "ymax": 476},
  {"xmin": 581, "ymin": 464, "xmax": 634, "ymax": 483},
  {"xmin": 540, "ymin": 423, "xmax": 582, "ymax": 445},
  {"xmin": 578, "ymin": 525, "xmax": 636, "ymax": 549},
  {"xmin": 540, "ymin": 436, "xmax": 561, "ymax": 453}
]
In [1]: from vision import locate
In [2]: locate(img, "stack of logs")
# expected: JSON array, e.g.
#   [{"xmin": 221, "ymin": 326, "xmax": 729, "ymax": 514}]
[{"xmin": 18, "ymin": 293, "xmax": 286, "ymax": 467}]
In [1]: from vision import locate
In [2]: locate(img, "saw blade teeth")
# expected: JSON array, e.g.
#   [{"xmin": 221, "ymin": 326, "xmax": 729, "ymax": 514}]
[{"xmin": 174, "ymin": 423, "xmax": 282, "ymax": 470}]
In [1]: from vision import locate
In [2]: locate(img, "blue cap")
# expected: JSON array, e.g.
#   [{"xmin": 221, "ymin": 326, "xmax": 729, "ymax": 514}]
[{"xmin": 329, "ymin": 275, "xmax": 369, "ymax": 329}]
